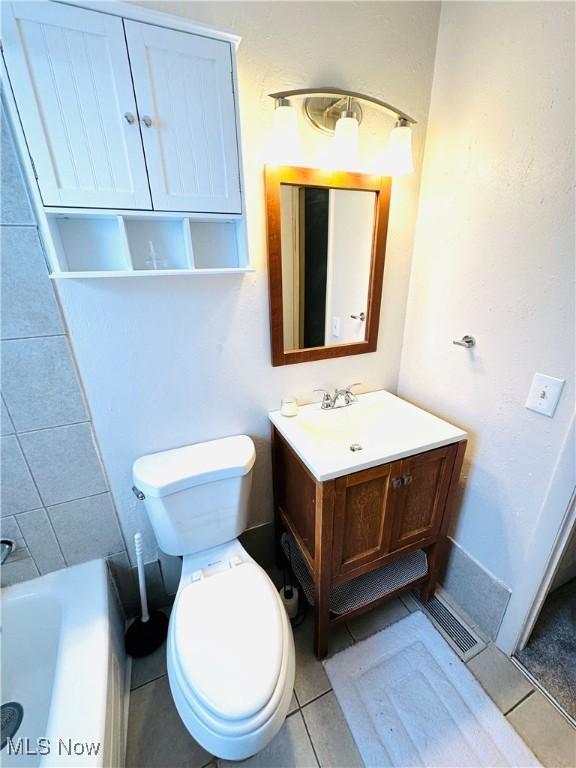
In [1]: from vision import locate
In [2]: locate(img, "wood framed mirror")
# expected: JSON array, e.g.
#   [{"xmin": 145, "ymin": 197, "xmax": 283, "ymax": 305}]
[{"xmin": 265, "ymin": 166, "xmax": 391, "ymax": 366}]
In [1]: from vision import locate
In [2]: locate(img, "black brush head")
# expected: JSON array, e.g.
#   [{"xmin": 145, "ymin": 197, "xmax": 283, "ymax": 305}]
[{"xmin": 125, "ymin": 610, "xmax": 169, "ymax": 657}]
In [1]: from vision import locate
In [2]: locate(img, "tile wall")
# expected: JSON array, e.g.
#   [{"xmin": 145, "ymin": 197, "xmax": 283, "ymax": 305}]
[{"xmin": 0, "ymin": 102, "xmax": 142, "ymax": 610}]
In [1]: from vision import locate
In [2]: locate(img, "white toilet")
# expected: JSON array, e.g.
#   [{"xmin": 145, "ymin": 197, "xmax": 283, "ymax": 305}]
[{"xmin": 132, "ymin": 435, "xmax": 295, "ymax": 760}]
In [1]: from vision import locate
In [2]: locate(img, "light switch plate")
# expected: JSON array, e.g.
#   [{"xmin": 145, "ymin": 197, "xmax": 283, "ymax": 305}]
[
  {"xmin": 332, "ymin": 317, "xmax": 341, "ymax": 338},
  {"xmin": 525, "ymin": 373, "xmax": 565, "ymax": 417}
]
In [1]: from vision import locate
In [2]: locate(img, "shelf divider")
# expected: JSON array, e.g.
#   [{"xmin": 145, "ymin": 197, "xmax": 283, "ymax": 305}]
[
  {"xmin": 182, "ymin": 219, "xmax": 196, "ymax": 268},
  {"xmin": 117, "ymin": 216, "xmax": 135, "ymax": 270}
]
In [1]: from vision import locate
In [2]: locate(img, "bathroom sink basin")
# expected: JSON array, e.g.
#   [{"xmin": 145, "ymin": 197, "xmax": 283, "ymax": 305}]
[{"xmin": 269, "ymin": 390, "xmax": 467, "ymax": 481}]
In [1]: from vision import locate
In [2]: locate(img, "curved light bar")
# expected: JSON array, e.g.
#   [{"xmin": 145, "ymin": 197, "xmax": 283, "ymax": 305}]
[{"xmin": 268, "ymin": 87, "xmax": 417, "ymax": 125}]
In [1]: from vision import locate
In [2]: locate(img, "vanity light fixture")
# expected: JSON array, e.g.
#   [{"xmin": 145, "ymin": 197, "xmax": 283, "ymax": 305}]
[
  {"xmin": 268, "ymin": 87, "xmax": 416, "ymax": 175},
  {"xmin": 384, "ymin": 118, "xmax": 414, "ymax": 176},
  {"xmin": 332, "ymin": 97, "xmax": 360, "ymax": 171},
  {"xmin": 269, "ymin": 97, "xmax": 301, "ymax": 165}
]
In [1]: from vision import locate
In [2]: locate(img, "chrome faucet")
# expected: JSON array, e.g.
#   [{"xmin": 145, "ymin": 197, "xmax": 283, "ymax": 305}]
[
  {"xmin": 314, "ymin": 383, "xmax": 361, "ymax": 410},
  {"xmin": 1, "ymin": 539, "xmax": 15, "ymax": 565}
]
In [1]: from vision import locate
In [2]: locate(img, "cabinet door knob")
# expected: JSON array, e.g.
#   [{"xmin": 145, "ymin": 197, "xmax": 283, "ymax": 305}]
[
  {"xmin": 124, "ymin": 112, "xmax": 136, "ymax": 124},
  {"xmin": 391, "ymin": 477, "xmax": 402, "ymax": 489},
  {"xmin": 402, "ymin": 474, "xmax": 413, "ymax": 486},
  {"xmin": 142, "ymin": 115, "xmax": 153, "ymax": 128}
]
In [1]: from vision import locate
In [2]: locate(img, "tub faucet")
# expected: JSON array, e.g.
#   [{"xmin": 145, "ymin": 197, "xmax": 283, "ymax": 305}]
[{"xmin": 1, "ymin": 539, "xmax": 15, "ymax": 565}]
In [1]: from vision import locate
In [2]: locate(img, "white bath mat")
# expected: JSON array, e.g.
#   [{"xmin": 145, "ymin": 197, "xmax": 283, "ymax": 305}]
[{"xmin": 324, "ymin": 611, "xmax": 540, "ymax": 768}]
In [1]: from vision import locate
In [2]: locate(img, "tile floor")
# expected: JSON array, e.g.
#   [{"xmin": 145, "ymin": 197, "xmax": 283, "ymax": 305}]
[{"xmin": 126, "ymin": 594, "xmax": 576, "ymax": 768}]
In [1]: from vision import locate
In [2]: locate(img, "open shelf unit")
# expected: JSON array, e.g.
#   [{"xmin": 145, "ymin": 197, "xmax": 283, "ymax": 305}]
[{"xmin": 44, "ymin": 210, "xmax": 251, "ymax": 278}]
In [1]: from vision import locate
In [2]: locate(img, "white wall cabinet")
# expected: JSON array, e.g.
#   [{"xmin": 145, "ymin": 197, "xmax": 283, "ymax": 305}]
[
  {"xmin": 2, "ymin": 1, "xmax": 248, "ymax": 277},
  {"xmin": 124, "ymin": 21, "xmax": 241, "ymax": 214},
  {"xmin": 2, "ymin": 2, "xmax": 152, "ymax": 209},
  {"xmin": 3, "ymin": 2, "xmax": 242, "ymax": 215}
]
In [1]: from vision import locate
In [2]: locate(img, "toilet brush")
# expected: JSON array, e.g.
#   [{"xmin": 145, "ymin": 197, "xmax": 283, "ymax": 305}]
[{"xmin": 125, "ymin": 532, "xmax": 168, "ymax": 657}]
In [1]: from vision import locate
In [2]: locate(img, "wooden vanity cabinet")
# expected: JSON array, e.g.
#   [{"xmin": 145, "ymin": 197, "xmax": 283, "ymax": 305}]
[{"xmin": 272, "ymin": 427, "xmax": 467, "ymax": 658}]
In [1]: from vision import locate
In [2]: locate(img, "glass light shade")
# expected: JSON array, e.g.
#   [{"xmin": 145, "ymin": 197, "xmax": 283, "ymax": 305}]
[
  {"xmin": 384, "ymin": 124, "xmax": 414, "ymax": 176},
  {"xmin": 268, "ymin": 104, "xmax": 300, "ymax": 165},
  {"xmin": 332, "ymin": 115, "xmax": 360, "ymax": 171}
]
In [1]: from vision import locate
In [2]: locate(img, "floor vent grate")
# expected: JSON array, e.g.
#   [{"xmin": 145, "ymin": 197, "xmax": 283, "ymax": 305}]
[{"xmin": 411, "ymin": 590, "xmax": 486, "ymax": 662}]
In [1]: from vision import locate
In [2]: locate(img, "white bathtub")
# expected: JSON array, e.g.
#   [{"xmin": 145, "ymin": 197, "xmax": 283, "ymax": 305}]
[{"xmin": 1, "ymin": 560, "xmax": 128, "ymax": 767}]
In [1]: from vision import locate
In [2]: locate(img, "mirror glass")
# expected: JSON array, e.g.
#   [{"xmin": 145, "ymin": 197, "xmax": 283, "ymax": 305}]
[{"xmin": 279, "ymin": 184, "xmax": 376, "ymax": 352}]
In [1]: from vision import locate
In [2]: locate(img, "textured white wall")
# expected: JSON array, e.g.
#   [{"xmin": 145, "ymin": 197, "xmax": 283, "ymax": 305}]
[
  {"xmin": 56, "ymin": 2, "xmax": 441, "ymax": 562},
  {"xmin": 398, "ymin": 2, "xmax": 575, "ymax": 590}
]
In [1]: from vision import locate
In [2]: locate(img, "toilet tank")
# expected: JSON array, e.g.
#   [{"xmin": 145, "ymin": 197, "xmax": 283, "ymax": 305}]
[{"xmin": 133, "ymin": 436, "xmax": 256, "ymax": 556}]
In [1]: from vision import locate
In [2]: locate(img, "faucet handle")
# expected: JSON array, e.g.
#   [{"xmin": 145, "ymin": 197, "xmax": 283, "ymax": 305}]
[
  {"xmin": 314, "ymin": 389, "xmax": 333, "ymax": 409},
  {"xmin": 344, "ymin": 383, "xmax": 361, "ymax": 404}
]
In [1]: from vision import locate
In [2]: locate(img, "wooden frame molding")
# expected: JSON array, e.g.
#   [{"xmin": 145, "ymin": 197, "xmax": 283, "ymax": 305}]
[{"xmin": 264, "ymin": 165, "xmax": 392, "ymax": 366}]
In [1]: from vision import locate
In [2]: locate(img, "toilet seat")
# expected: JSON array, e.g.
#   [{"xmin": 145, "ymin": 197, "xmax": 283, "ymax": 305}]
[
  {"xmin": 172, "ymin": 562, "xmax": 284, "ymax": 721},
  {"xmin": 167, "ymin": 555, "xmax": 295, "ymax": 753}
]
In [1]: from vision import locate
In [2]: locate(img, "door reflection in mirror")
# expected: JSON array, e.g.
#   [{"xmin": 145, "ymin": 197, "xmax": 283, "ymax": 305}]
[{"xmin": 280, "ymin": 184, "xmax": 376, "ymax": 352}]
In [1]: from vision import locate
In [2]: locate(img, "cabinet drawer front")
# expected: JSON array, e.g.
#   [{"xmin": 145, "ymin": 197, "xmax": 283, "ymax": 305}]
[
  {"xmin": 332, "ymin": 463, "xmax": 397, "ymax": 576},
  {"xmin": 3, "ymin": 2, "xmax": 151, "ymax": 209},
  {"xmin": 124, "ymin": 21, "xmax": 242, "ymax": 214},
  {"xmin": 389, "ymin": 445, "xmax": 457, "ymax": 551}
]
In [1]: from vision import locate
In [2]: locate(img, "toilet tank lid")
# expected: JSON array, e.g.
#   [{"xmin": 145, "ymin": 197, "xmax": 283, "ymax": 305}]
[{"xmin": 133, "ymin": 436, "xmax": 256, "ymax": 498}]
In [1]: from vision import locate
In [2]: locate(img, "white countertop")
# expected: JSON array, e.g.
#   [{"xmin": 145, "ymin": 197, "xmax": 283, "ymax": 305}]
[{"xmin": 269, "ymin": 389, "xmax": 467, "ymax": 482}]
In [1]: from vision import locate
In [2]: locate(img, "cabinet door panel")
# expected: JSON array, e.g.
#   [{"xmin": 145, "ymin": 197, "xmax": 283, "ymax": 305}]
[
  {"xmin": 124, "ymin": 21, "xmax": 242, "ymax": 214},
  {"xmin": 332, "ymin": 463, "xmax": 398, "ymax": 577},
  {"xmin": 3, "ymin": 2, "xmax": 151, "ymax": 209},
  {"xmin": 389, "ymin": 446, "xmax": 456, "ymax": 551}
]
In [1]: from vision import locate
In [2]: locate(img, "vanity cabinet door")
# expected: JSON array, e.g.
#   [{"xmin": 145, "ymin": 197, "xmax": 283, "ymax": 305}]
[
  {"xmin": 3, "ymin": 2, "xmax": 152, "ymax": 209},
  {"xmin": 124, "ymin": 21, "xmax": 242, "ymax": 214},
  {"xmin": 388, "ymin": 445, "xmax": 457, "ymax": 552},
  {"xmin": 332, "ymin": 462, "xmax": 400, "ymax": 577}
]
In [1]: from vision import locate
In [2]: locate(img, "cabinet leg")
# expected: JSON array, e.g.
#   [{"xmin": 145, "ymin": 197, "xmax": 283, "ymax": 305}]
[
  {"xmin": 421, "ymin": 542, "xmax": 443, "ymax": 602},
  {"xmin": 420, "ymin": 577, "xmax": 436, "ymax": 602}
]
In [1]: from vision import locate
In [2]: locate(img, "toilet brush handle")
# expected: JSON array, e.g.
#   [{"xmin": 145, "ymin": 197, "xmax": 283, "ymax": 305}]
[{"xmin": 134, "ymin": 533, "xmax": 149, "ymax": 623}]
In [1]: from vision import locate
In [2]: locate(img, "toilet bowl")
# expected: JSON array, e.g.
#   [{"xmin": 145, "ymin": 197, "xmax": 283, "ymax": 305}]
[{"xmin": 133, "ymin": 436, "xmax": 295, "ymax": 760}]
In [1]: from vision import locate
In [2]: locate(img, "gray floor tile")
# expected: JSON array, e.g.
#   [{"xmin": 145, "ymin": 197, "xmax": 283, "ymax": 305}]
[
  {"xmin": 507, "ymin": 692, "xmax": 576, "ymax": 768},
  {"xmin": 399, "ymin": 590, "xmax": 420, "ymax": 612},
  {"xmin": 288, "ymin": 692, "xmax": 298, "ymax": 715},
  {"xmin": 293, "ymin": 612, "xmax": 354, "ymax": 706},
  {"xmin": 467, "ymin": 643, "xmax": 533, "ymax": 714},
  {"xmin": 219, "ymin": 712, "xmax": 317, "ymax": 768},
  {"xmin": 130, "ymin": 608, "xmax": 171, "ymax": 690},
  {"xmin": 302, "ymin": 692, "xmax": 363, "ymax": 768},
  {"xmin": 126, "ymin": 675, "xmax": 212, "ymax": 768},
  {"xmin": 346, "ymin": 597, "xmax": 409, "ymax": 642}
]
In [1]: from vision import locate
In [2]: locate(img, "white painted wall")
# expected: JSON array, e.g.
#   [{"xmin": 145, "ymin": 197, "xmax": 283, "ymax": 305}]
[
  {"xmin": 56, "ymin": 1, "xmax": 441, "ymax": 562},
  {"xmin": 398, "ymin": 2, "xmax": 575, "ymax": 591}
]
